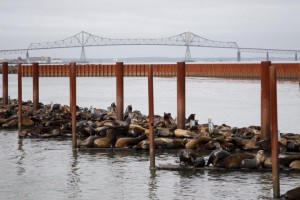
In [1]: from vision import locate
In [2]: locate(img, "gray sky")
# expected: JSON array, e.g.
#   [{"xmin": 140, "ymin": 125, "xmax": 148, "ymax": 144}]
[{"xmin": 1, "ymin": 0, "xmax": 300, "ymax": 59}]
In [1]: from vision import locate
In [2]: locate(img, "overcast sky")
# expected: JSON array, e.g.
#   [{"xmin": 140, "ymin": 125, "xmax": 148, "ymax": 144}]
[{"xmin": 1, "ymin": 0, "xmax": 300, "ymax": 59}]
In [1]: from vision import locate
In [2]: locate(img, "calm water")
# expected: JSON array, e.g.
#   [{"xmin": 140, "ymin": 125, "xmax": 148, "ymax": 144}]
[{"xmin": 0, "ymin": 75, "xmax": 300, "ymax": 199}]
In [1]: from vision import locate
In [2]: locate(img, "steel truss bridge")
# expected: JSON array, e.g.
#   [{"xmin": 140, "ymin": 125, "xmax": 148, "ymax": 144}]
[{"xmin": 0, "ymin": 31, "xmax": 299, "ymax": 62}]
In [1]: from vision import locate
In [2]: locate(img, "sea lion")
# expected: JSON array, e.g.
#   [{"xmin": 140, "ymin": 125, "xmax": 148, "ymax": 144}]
[
  {"xmin": 155, "ymin": 138, "xmax": 187, "ymax": 149},
  {"xmin": 93, "ymin": 129, "xmax": 116, "ymax": 148},
  {"xmin": 79, "ymin": 136, "xmax": 96, "ymax": 148},
  {"xmin": 163, "ymin": 112, "xmax": 174, "ymax": 128},
  {"xmin": 284, "ymin": 186, "xmax": 300, "ymax": 200},
  {"xmin": 206, "ymin": 149, "xmax": 232, "ymax": 166},
  {"xmin": 133, "ymin": 138, "xmax": 187, "ymax": 149},
  {"xmin": 22, "ymin": 117, "xmax": 35, "ymax": 126},
  {"xmin": 156, "ymin": 128, "xmax": 175, "ymax": 137},
  {"xmin": 216, "ymin": 153, "xmax": 255, "ymax": 169},
  {"xmin": 194, "ymin": 156, "xmax": 205, "ymax": 167},
  {"xmin": 41, "ymin": 129, "xmax": 61, "ymax": 138},
  {"xmin": 133, "ymin": 140, "xmax": 149, "ymax": 149},
  {"xmin": 185, "ymin": 136, "xmax": 212, "ymax": 149},
  {"xmin": 128, "ymin": 124, "xmax": 149, "ymax": 137},
  {"xmin": 227, "ymin": 137, "xmax": 259, "ymax": 150},
  {"xmin": 289, "ymin": 160, "xmax": 300, "ymax": 170},
  {"xmin": 241, "ymin": 150, "xmax": 266, "ymax": 169},
  {"xmin": 174, "ymin": 129, "xmax": 198, "ymax": 138},
  {"xmin": 115, "ymin": 134, "xmax": 147, "ymax": 148},
  {"xmin": 179, "ymin": 149, "xmax": 196, "ymax": 166}
]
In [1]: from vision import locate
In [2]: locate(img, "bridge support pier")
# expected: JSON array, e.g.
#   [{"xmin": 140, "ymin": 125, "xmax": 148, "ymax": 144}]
[
  {"xmin": 295, "ymin": 52, "xmax": 298, "ymax": 61},
  {"xmin": 237, "ymin": 51, "xmax": 241, "ymax": 62},
  {"xmin": 185, "ymin": 46, "xmax": 192, "ymax": 62},
  {"xmin": 80, "ymin": 46, "xmax": 87, "ymax": 63}
]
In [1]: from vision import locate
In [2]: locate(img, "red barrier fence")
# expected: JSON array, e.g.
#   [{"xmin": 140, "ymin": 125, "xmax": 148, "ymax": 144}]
[{"xmin": 14, "ymin": 63, "xmax": 299, "ymax": 79}]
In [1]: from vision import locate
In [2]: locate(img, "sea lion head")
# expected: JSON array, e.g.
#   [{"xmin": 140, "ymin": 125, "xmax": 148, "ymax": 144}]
[{"xmin": 256, "ymin": 150, "xmax": 266, "ymax": 164}]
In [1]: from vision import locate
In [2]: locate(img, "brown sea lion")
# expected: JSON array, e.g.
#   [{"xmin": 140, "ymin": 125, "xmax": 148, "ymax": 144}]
[
  {"xmin": 79, "ymin": 136, "xmax": 96, "ymax": 148},
  {"xmin": 133, "ymin": 140, "xmax": 149, "ymax": 149},
  {"xmin": 284, "ymin": 186, "xmax": 300, "ymax": 200},
  {"xmin": 163, "ymin": 112, "xmax": 174, "ymax": 128},
  {"xmin": 289, "ymin": 160, "xmax": 300, "ymax": 170},
  {"xmin": 264, "ymin": 154, "xmax": 300, "ymax": 169},
  {"xmin": 174, "ymin": 129, "xmax": 198, "ymax": 138},
  {"xmin": 93, "ymin": 129, "xmax": 116, "ymax": 148},
  {"xmin": 185, "ymin": 136, "xmax": 212, "ymax": 149},
  {"xmin": 22, "ymin": 117, "xmax": 35, "ymax": 126},
  {"xmin": 216, "ymin": 153, "xmax": 255, "ymax": 169},
  {"xmin": 227, "ymin": 137, "xmax": 259, "ymax": 150},
  {"xmin": 41, "ymin": 129, "xmax": 61, "ymax": 138},
  {"xmin": 133, "ymin": 138, "xmax": 187, "ymax": 149},
  {"xmin": 115, "ymin": 134, "xmax": 147, "ymax": 148},
  {"xmin": 156, "ymin": 128, "xmax": 175, "ymax": 137},
  {"xmin": 155, "ymin": 138, "xmax": 187, "ymax": 149},
  {"xmin": 241, "ymin": 150, "xmax": 266, "ymax": 169},
  {"xmin": 206, "ymin": 148, "xmax": 232, "ymax": 166},
  {"xmin": 129, "ymin": 124, "xmax": 149, "ymax": 136}
]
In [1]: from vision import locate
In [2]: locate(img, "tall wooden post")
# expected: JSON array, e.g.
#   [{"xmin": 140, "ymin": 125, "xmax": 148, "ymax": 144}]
[
  {"xmin": 261, "ymin": 61, "xmax": 271, "ymax": 140},
  {"xmin": 2, "ymin": 62, "xmax": 8, "ymax": 105},
  {"xmin": 70, "ymin": 62, "xmax": 77, "ymax": 149},
  {"xmin": 69, "ymin": 64, "xmax": 73, "ymax": 111},
  {"xmin": 32, "ymin": 62, "xmax": 39, "ymax": 111},
  {"xmin": 270, "ymin": 66, "xmax": 280, "ymax": 198},
  {"xmin": 116, "ymin": 62, "xmax": 124, "ymax": 120},
  {"xmin": 177, "ymin": 62, "xmax": 186, "ymax": 129},
  {"xmin": 148, "ymin": 65, "xmax": 155, "ymax": 170},
  {"xmin": 18, "ymin": 63, "xmax": 22, "ymax": 134}
]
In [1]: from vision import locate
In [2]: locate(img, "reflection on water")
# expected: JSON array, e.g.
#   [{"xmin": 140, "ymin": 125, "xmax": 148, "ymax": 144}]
[
  {"xmin": 148, "ymin": 170, "xmax": 158, "ymax": 200},
  {"xmin": 17, "ymin": 139, "xmax": 26, "ymax": 176},
  {"xmin": 67, "ymin": 150, "xmax": 81, "ymax": 199},
  {"xmin": 0, "ymin": 130, "xmax": 299, "ymax": 199}
]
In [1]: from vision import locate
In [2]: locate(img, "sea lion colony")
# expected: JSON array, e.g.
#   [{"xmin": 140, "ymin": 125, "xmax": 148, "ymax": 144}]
[{"xmin": 0, "ymin": 98, "xmax": 300, "ymax": 170}]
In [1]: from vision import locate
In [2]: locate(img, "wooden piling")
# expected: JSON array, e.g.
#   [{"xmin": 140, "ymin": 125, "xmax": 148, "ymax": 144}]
[
  {"xmin": 70, "ymin": 62, "xmax": 77, "ymax": 149},
  {"xmin": 148, "ymin": 64, "xmax": 155, "ymax": 170},
  {"xmin": 69, "ymin": 64, "xmax": 72, "ymax": 111},
  {"xmin": 18, "ymin": 63, "xmax": 22, "ymax": 134},
  {"xmin": 298, "ymin": 64, "xmax": 300, "ymax": 90},
  {"xmin": 32, "ymin": 62, "xmax": 39, "ymax": 111},
  {"xmin": 116, "ymin": 62, "xmax": 124, "ymax": 121},
  {"xmin": 261, "ymin": 61, "xmax": 271, "ymax": 140},
  {"xmin": 177, "ymin": 62, "xmax": 186, "ymax": 129},
  {"xmin": 2, "ymin": 62, "xmax": 8, "ymax": 105},
  {"xmin": 270, "ymin": 66, "xmax": 280, "ymax": 198}
]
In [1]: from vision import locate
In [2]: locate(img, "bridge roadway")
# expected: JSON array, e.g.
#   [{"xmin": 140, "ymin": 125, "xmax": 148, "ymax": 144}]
[{"xmin": 0, "ymin": 31, "xmax": 299, "ymax": 62}]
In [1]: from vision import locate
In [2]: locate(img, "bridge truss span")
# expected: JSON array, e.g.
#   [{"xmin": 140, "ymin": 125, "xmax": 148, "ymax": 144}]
[{"xmin": 1, "ymin": 31, "xmax": 299, "ymax": 62}]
